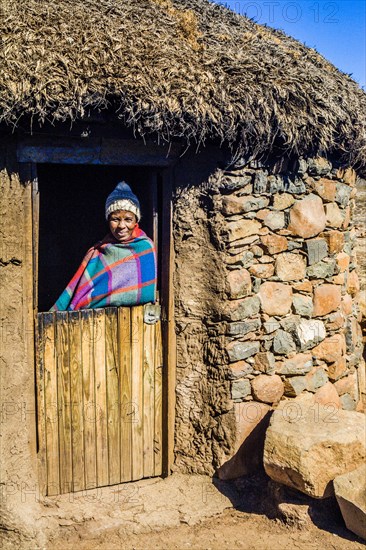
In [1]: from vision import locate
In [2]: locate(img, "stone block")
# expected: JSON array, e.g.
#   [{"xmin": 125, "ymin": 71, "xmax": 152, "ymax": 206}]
[
  {"xmin": 258, "ymin": 282, "xmax": 293, "ymax": 316},
  {"xmin": 305, "ymin": 366, "xmax": 328, "ymax": 392},
  {"xmin": 225, "ymin": 219, "xmax": 262, "ymax": 242},
  {"xmin": 253, "ymin": 172, "xmax": 268, "ymax": 193},
  {"xmin": 232, "ymin": 379, "xmax": 251, "ymax": 401},
  {"xmin": 293, "ymin": 280, "xmax": 313, "ymax": 293},
  {"xmin": 263, "ymin": 211, "xmax": 286, "ymax": 230},
  {"xmin": 283, "ymin": 175, "xmax": 306, "ymax": 194},
  {"xmin": 335, "ymin": 182, "xmax": 352, "ymax": 207},
  {"xmin": 263, "ymin": 318, "xmax": 280, "ymax": 333},
  {"xmin": 312, "ymin": 334, "xmax": 346, "ymax": 363},
  {"xmin": 347, "ymin": 269, "xmax": 360, "ymax": 297},
  {"xmin": 260, "ymin": 234, "xmax": 288, "ymax": 254},
  {"xmin": 253, "ymin": 352, "xmax": 276, "ymax": 374},
  {"xmin": 334, "ymin": 465, "xmax": 366, "ymax": 540},
  {"xmin": 222, "ymin": 195, "xmax": 269, "ymax": 215},
  {"xmin": 334, "ymin": 372, "xmax": 358, "ymax": 399},
  {"xmin": 288, "ymin": 194, "xmax": 326, "ymax": 238},
  {"xmin": 226, "ymin": 319, "xmax": 261, "ymax": 336},
  {"xmin": 263, "ymin": 403, "xmax": 366, "ymax": 498},
  {"xmin": 336, "ymin": 252, "xmax": 350, "ymax": 273},
  {"xmin": 279, "ymin": 353, "xmax": 313, "ymax": 375},
  {"xmin": 320, "ymin": 230, "xmax": 344, "ymax": 253},
  {"xmin": 312, "ymin": 284, "xmax": 341, "ymax": 317},
  {"xmin": 325, "ymin": 203, "xmax": 343, "ymax": 228},
  {"xmin": 249, "ymin": 263, "xmax": 275, "ymax": 278},
  {"xmin": 272, "ymin": 193, "xmax": 295, "ymax": 210},
  {"xmin": 226, "ymin": 341, "xmax": 261, "ymax": 362},
  {"xmin": 220, "ymin": 174, "xmax": 252, "ymax": 192},
  {"xmin": 283, "ymin": 376, "xmax": 307, "ymax": 397},
  {"xmin": 313, "ymin": 381, "xmax": 341, "ymax": 408},
  {"xmin": 273, "ymin": 330, "xmax": 296, "ymax": 355},
  {"xmin": 268, "ymin": 175, "xmax": 285, "ymax": 194},
  {"xmin": 292, "ymin": 319, "xmax": 326, "ymax": 350},
  {"xmin": 216, "ymin": 402, "xmax": 272, "ymax": 480},
  {"xmin": 226, "ymin": 268, "xmax": 251, "ymax": 299},
  {"xmin": 307, "ymin": 258, "xmax": 336, "ymax": 279},
  {"xmin": 307, "ymin": 157, "xmax": 332, "ymax": 176},
  {"xmin": 275, "ymin": 253, "xmax": 307, "ymax": 281},
  {"xmin": 251, "ymin": 374, "xmax": 284, "ymax": 404},
  {"xmin": 327, "ymin": 357, "xmax": 347, "ymax": 382},
  {"xmin": 223, "ymin": 295, "xmax": 261, "ymax": 321},
  {"xmin": 312, "ymin": 178, "xmax": 336, "ymax": 201},
  {"xmin": 228, "ymin": 360, "xmax": 254, "ymax": 379},
  {"xmin": 340, "ymin": 393, "xmax": 357, "ymax": 410},
  {"xmin": 292, "ymin": 294, "xmax": 313, "ymax": 317},
  {"xmin": 305, "ymin": 238, "xmax": 328, "ymax": 265}
]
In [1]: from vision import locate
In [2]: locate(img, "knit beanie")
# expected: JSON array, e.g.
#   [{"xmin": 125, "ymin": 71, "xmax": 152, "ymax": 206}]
[{"xmin": 105, "ymin": 181, "xmax": 141, "ymax": 221}]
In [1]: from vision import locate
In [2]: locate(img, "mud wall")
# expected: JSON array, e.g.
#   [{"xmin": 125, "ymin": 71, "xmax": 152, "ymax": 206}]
[{"xmin": 173, "ymin": 155, "xmax": 365, "ymax": 474}]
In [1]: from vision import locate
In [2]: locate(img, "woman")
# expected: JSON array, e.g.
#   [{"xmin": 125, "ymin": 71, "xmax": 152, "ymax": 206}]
[{"xmin": 51, "ymin": 182, "xmax": 156, "ymax": 311}]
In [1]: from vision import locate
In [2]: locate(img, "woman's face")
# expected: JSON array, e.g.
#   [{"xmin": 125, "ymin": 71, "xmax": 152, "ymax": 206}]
[{"xmin": 108, "ymin": 210, "xmax": 137, "ymax": 242}]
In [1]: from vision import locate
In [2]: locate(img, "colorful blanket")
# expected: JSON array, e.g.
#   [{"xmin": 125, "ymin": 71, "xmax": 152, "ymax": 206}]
[{"xmin": 50, "ymin": 227, "xmax": 156, "ymax": 311}]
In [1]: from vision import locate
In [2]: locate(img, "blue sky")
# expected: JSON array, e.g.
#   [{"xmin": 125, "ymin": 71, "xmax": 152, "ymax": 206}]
[{"xmin": 211, "ymin": 0, "xmax": 366, "ymax": 89}]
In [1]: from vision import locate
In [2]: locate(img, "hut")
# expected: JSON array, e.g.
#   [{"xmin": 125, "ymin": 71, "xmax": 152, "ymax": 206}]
[{"xmin": 1, "ymin": 0, "xmax": 365, "ymax": 544}]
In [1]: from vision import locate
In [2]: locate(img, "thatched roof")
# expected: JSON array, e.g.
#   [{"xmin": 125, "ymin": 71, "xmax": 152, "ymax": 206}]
[{"xmin": 1, "ymin": 0, "xmax": 366, "ymax": 170}]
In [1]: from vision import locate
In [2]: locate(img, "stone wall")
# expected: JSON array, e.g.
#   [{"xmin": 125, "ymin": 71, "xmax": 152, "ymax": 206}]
[{"xmin": 173, "ymin": 155, "xmax": 365, "ymax": 475}]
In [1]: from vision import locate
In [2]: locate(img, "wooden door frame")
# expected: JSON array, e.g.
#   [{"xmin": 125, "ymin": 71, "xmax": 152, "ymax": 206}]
[{"xmin": 17, "ymin": 136, "xmax": 178, "ymax": 479}]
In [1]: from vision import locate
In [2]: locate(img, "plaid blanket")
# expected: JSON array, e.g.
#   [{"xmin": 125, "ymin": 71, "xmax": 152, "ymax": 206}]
[{"xmin": 50, "ymin": 227, "xmax": 156, "ymax": 311}]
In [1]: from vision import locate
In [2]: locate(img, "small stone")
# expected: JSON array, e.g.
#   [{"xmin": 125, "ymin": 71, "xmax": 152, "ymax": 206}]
[
  {"xmin": 341, "ymin": 294, "xmax": 353, "ymax": 315},
  {"xmin": 320, "ymin": 230, "xmax": 344, "ymax": 253},
  {"xmin": 222, "ymin": 195, "xmax": 269, "ymax": 215},
  {"xmin": 258, "ymin": 282, "xmax": 293, "ymax": 316},
  {"xmin": 279, "ymin": 353, "xmax": 313, "ymax": 375},
  {"xmin": 335, "ymin": 182, "xmax": 352, "ymax": 207},
  {"xmin": 283, "ymin": 376, "xmax": 307, "ymax": 397},
  {"xmin": 312, "ymin": 284, "xmax": 342, "ymax": 317},
  {"xmin": 325, "ymin": 203, "xmax": 344, "ymax": 228},
  {"xmin": 334, "ymin": 372, "xmax": 358, "ymax": 399},
  {"xmin": 251, "ymin": 374, "xmax": 284, "ymax": 404},
  {"xmin": 258, "ymin": 255, "xmax": 273, "ymax": 263},
  {"xmin": 253, "ymin": 172, "xmax": 267, "ymax": 193},
  {"xmin": 347, "ymin": 270, "xmax": 360, "ymax": 297},
  {"xmin": 228, "ymin": 360, "xmax": 254, "ymax": 379},
  {"xmin": 307, "ymin": 157, "xmax": 332, "ymax": 176},
  {"xmin": 334, "ymin": 464, "xmax": 366, "ymax": 541},
  {"xmin": 268, "ymin": 175, "xmax": 285, "ymax": 193},
  {"xmin": 340, "ymin": 393, "xmax": 357, "ymax": 411},
  {"xmin": 292, "ymin": 294, "xmax": 313, "ymax": 317},
  {"xmin": 272, "ymin": 193, "xmax": 295, "ymax": 210},
  {"xmin": 220, "ymin": 174, "xmax": 252, "ymax": 192},
  {"xmin": 253, "ymin": 352, "xmax": 276, "ymax": 374},
  {"xmin": 336, "ymin": 252, "xmax": 350, "ymax": 273},
  {"xmin": 293, "ymin": 319, "xmax": 326, "ymax": 350},
  {"xmin": 314, "ymin": 381, "xmax": 342, "ymax": 408},
  {"xmin": 226, "ymin": 319, "xmax": 261, "ymax": 336},
  {"xmin": 325, "ymin": 311, "xmax": 345, "ymax": 331},
  {"xmin": 332, "ymin": 272, "xmax": 347, "ymax": 285},
  {"xmin": 263, "ymin": 319, "xmax": 280, "ymax": 333},
  {"xmin": 226, "ymin": 341, "xmax": 261, "ymax": 362},
  {"xmin": 312, "ymin": 178, "xmax": 336, "ymax": 202},
  {"xmin": 307, "ymin": 258, "xmax": 336, "ymax": 279},
  {"xmin": 251, "ymin": 245, "xmax": 264, "ymax": 257},
  {"xmin": 225, "ymin": 219, "xmax": 262, "ymax": 243},
  {"xmin": 263, "ymin": 211, "xmax": 286, "ymax": 230},
  {"xmin": 288, "ymin": 194, "xmax": 326, "ymax": 238},
  {"xmin": 287, "ymin": 240, "xmax": 303, "ymax": 250},
  {"xmin": 342, "ymin": 205, "xmax": 351, "ymax": 229},
  {"xmin": 284, "ymin": 175, "xmax": 306, "ymax": 194},
  {"xmin": 305, "ymin": 366, "xmax": 329, "ymax": 392},
  {"xmin": 273, "ymin": 330, "xmax": 296, "ymax": 355},
  {"xmin": 232, "ymin": 379, "xmax": 252, "ymax": 400},
  {"xmin": 249, "ymin": 263, "xmax": 275, "ymax": 279},
  {"xmin": 312, "ymin": 334, "xmax": 346, "ymax": 363},
  {"xmin": 327, "ymin": 357, "xmax": 347, "ymax": 382},
  {"xmin": 293, "ymin": 280, "xmax": 313, "ymax": 293},
  {"xmin": 256, "ymin": 208, "xmax": 270, "ymax": 220},
  {"xmin": 305, "ymin": 238, "xmax": 328, "ymax": 265},
  {"xmin": 260, "ymin": 234, "xmax": 288, "ymax": 254},
  {"xmin": 275, "ymin": 253, "xmax": 306, "ymax": 281},
  {"xmin": 226, "ymin": 269, "xmax": 252, "ymax": 300}
]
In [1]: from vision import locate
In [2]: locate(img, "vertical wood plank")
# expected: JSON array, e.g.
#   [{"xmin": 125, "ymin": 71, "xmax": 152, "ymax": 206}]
[
  {"xmin": 131, "ymin": 306, "xmax": 144, "ymax": 480},
  {"xmin": 55, "ymin": 311, "xmax": 72, "ymax": 494},
  {"xmin": 69, "ymin": 311, "xmax": 85, "ymax": 492},
  {"xmin": 160, "ymin": 172, "xmax": 176, "ymax": 476},
  {"xmin": 81, "ymin": 309, "xmax": 97, "ymax": 490},
  {"xmin": 118, "ymin": 307, "xmax": 132, "ymax": 482},
  {"xmin": 93, "ymin": 309, "xmax": 109, "ymax": 487},
  {"xmin": 154, "ymin": 319, "xmax": 163, "ymax": 476},
  {"xmin": 105, "ymin": 308, "xmax": 120, "ymax": 485},
  {"xmin": 143, "ymin": 317, "xmax": 155, "ymax": 478}
]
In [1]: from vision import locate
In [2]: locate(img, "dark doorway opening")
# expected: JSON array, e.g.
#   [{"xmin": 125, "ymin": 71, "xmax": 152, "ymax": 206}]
[{"xmin": 37, "ymin": 164, "xmax": 161, "ymax": 311}]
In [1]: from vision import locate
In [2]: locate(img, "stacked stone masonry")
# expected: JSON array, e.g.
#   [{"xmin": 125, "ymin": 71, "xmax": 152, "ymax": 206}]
[{"xmin": 219, "ymin": 158, "xmax": 364, "ymax": 414}]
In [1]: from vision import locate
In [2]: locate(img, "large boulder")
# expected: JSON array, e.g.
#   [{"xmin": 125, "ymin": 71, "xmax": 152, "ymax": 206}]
[
  {"xmin": 334, "ymin": 464, "xmax": 366, "ymax": 540},
  {"xmin": 263, "ymin": 403, "xmax": 366, "ymax": 498}
]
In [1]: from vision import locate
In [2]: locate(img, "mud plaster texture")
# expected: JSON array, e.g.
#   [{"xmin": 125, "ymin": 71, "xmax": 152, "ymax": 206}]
[{"xmin": 172, "ymin": 156, "xmax": 365, "ymax": 475}]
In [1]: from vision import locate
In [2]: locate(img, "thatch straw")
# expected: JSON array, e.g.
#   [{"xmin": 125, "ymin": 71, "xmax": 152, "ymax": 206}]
[{"xmin": 1, "ymin": 0, "xmax": 365, "ymax": 170}]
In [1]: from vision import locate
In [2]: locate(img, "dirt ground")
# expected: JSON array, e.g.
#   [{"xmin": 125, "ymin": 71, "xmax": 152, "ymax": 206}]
[
  {"xmin": 47, "ymin": 474, "xmax": 364, "ymax": 550},
  {"xmin": 51, "ymin": 507, "xmax": 364, "ymax": 550}
]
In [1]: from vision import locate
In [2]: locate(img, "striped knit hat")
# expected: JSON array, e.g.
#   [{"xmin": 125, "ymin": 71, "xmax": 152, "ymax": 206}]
[{"xmin": 105, "ymin": 181, "xmax": 141, "ymax": 221}]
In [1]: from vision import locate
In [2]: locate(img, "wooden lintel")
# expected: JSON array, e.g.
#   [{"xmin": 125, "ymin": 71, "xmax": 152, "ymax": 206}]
[{"xmin": 17, "ymin": 137, "xmax": 182, "ymax": 166}]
